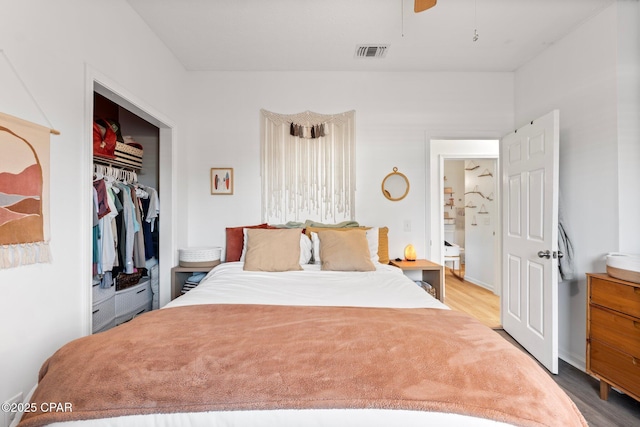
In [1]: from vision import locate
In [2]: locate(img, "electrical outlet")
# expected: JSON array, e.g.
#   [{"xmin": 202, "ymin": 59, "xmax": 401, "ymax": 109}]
[
  {"xmin": 403, "ymin": 220, "xmax": 411, "ymax": 232},
  {"xmin": 2, "ymin": 392, "xmax": 23, "ymax": 427}
]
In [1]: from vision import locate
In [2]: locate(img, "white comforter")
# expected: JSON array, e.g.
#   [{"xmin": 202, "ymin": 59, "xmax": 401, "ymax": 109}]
[
  {"xmin": 16, "ymin": 263, "xmax": 514, "ymax": 427},
  {"xmin": 165, "ymin": 262, "xmax": 448, "ymax": 309}
]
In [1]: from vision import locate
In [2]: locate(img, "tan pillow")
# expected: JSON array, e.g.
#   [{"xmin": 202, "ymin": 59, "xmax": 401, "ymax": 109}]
[
  {"xmin": 307, "ymin": 225, "xmax": 390, "ymax": 264},
  {"xmin": 378, "ymin": 226, "xmax": 389, "ymax": 264},
  {"xmin": 318, "ymin": 229, "xmax": 376, "ymax": 271},
  {"xmin": 243, "ymin": 228, "xmax": 302, "ymax": 272}
]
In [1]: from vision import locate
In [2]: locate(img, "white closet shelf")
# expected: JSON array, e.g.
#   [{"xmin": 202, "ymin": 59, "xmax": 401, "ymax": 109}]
[{"xmin": 93, "ymin": 156, "xmax": 140, "ymax": 172}]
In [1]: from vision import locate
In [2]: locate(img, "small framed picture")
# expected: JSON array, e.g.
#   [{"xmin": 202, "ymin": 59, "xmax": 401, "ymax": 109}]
[{"xmin": 211, "ymin": 168, "xmax": 233, "ymax": 195}]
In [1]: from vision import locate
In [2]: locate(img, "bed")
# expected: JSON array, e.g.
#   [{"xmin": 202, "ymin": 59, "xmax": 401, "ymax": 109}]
[{"xmin": 16, "ymin": 228, "xmax": 586, "ymax": 427}]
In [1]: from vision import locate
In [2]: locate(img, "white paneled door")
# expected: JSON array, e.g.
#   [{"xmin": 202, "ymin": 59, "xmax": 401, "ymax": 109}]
[{"xmin": 501, "ymin": 110, "xmax": 559, "ymax": 374}]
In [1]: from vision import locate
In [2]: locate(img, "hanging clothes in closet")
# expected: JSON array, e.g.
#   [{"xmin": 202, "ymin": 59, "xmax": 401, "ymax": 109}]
[{"xmin": 92, "ymin": 165, "xmax": 159, "ymax": 288}]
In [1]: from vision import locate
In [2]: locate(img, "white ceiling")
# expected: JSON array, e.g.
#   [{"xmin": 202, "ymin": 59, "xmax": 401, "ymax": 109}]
[{"xmin": 125, "ymin": 0, "xmax": 615, "ymax": 72}]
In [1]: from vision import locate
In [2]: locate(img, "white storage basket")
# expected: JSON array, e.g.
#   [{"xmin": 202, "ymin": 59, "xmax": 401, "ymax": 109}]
[
  {"xmin": 606, "ymin": 253, "xmax": 640, "ymax": 284},
  {"xmin": 179, "ymin": 246, "xmax": 221, "ymax": 267}
]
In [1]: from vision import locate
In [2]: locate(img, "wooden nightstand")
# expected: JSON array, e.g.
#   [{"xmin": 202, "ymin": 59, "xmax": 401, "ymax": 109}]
[
  {"xmin": 389, "ymin": 259, "xmax": 445, "ymax": 302},
  {"xmin": 171, "ymin": 262, "xmax": 220, "ymax": 300}
]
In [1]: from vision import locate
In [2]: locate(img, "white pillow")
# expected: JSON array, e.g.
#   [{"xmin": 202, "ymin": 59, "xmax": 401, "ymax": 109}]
[
  {"xmin": 367, "ymin": 227, "xmax": 379, "ymax": 263},
  {"xmin": 241, "ymin": 228, "xmax": 312, "ymax": 264},
  {"xmin": 299, "ymin": 233, "xmax": 313, "ymax": 264},
  {"xmin": 311, "ymin": 227, "xmax": 378, "ymax": 265}
]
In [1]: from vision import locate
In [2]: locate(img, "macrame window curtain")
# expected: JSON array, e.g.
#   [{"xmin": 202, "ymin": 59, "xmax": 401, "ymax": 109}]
[{"xmin": 260, "ymin": 109, "xmax": 356, "ymax": 224}]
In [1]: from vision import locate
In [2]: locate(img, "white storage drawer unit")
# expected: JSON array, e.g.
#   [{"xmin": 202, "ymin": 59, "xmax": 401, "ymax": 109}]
[
  {"xmin": 115, "ymin": 279, "xmax": 152, "ymax": 325},
  {"xmin": 92, "ymin": 284, "xmax": 115, "ymax": 334},
  {"xmin": 92, "ymin": 277, "xmax": 153, "ymax": 332},
  {"xmin": 92, "ymin": 295, "xmax": 115, "ymax": 333}
]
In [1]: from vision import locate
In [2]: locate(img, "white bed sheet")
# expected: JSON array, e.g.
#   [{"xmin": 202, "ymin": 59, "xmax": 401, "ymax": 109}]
[
  {"xmin": 37, "ymin": 409, "xmax": 513, "ymax": 427},
  {"xmin": 18, "ymin": 263, "xmax": 516, "ymax": 427}
]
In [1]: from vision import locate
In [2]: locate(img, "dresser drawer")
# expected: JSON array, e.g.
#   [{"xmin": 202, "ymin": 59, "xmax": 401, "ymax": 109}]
[
  {"xmin": 92, "ymin": 295, "xmax": 115, "ymax": 333},
  {"xmin": 590, "ymin": 276, "xmax": 640, "ymax": 318},
  {"xmin": 115, "ymin": 279, "xmax": 151, "ymax": 317},
  {"xmin": 590, "ymin": 339, "xmax": 640, "ymax": 399},
  {"xmin": 590, "ymin": 305, "xmax": 640, "ymax": 358}
]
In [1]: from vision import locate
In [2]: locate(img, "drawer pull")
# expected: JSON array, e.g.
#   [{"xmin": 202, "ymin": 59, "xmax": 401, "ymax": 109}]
[
  {"xmin": 136, "ymin": 288, "xmax": 146, "ymax": 294},
  {"xmin": 633, "ymin": 357, "xmax": 638, "ymax": 366},
  {"xmin": 635, "ymin": 288, "xmax": 640, "ymax": 295},
  {"xmin": 634, "ymin": 320, "xmax": 640, "ymax": 329},
  {"xmin": 92, "ymin": 309, "xmax": 99, "ymax": 315}
]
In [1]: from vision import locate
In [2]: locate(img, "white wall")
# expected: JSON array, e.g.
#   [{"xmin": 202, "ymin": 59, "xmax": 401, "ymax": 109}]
[
  {"xmin": 0, "ymin": 0, "xmax": 188, "ymax": 412},
  {"xmin": 514, "ymin": 1, "xmax": 638, "ymax": 369},
  {"xmin": 464, "ymin": 159, "xmax": 497, "ymax": 291},
  {"xmin": 443, "ymin": 160, "xmax": 465, "ymax": 247},
  {"xmin": 184, "ymin": 72, "xmax": 513, "ymax": 261},
  {"xmin": 616, "ymin": 0, "xmax": 640, "ymax": 253}
]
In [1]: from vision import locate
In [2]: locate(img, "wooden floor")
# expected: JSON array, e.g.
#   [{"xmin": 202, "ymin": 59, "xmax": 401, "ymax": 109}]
[
  {"xmin": 443, "ymin": 266, "xmax": 501, "ymax": 328},
  {"xmin": 496, "ymin": 329, "xmax": 640, "ymax": 427},
  {"xmin": 446, "ymin": 266, "xmax": 640, "ymax": 425}
]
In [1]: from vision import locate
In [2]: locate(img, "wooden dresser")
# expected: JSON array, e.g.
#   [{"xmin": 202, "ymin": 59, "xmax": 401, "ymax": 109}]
[{"xmin": 586, "ymin": 273, "xmax": 640, "ymax": 402}]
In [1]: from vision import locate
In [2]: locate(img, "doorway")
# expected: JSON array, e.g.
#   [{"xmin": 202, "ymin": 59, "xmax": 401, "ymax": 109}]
[
  {"xmin": 428, "ymin": 140, "xmax": 500, "ymax": 327},
  {"xmin": 83, "ymin": 68, "xmax": 177, "ymax": 336},
  {"xmin": 429, "ymin": 112, "xmax": 560, "ymax": 373},
  {"xmin": 443, "ymin": 158, "xmax": 498, "ymax": 291},
  {"xmin": 443, "ymin": 158, "xmax": 500, "ymax": 328}
]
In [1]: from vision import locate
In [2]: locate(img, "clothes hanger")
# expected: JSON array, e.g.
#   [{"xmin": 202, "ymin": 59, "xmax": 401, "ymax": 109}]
[{"xmin": 93, "ymin": 164, "xmax": 104, "ymax": 181}]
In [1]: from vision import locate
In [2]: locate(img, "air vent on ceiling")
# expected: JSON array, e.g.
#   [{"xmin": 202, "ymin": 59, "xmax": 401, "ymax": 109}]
[{"xmin": 355, "ymin": 45, "xmax": 389, "ymax": 59}]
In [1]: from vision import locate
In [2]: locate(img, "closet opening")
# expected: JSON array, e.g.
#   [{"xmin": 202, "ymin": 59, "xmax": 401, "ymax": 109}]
[
  {"xmin": 85, "ymin": 76, "xmax": 176, "ymax": 335},
  {"xmin": 91, "ymin": 93, "xmax": 160, "ymax": 333}
]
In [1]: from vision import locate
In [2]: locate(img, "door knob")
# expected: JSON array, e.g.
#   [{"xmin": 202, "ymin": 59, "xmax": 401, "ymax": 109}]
[{"xmin": 537, "ymin": 250, "xmax": 551, "ymax": 259}]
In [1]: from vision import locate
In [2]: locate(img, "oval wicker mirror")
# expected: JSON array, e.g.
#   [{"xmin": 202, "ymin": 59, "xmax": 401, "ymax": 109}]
[{"xmin": 382, "ymin": 167, "xmax": 410, "ymax": 201}]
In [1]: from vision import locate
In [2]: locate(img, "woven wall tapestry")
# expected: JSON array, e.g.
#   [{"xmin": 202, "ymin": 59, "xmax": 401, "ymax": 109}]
[
  {"xmin": 260, "ymin": 109, "xmax": 356, "ymax": 224},
  {"xmin": 0, "ymin": 112, "xmax": 51, "ymax": 268}
]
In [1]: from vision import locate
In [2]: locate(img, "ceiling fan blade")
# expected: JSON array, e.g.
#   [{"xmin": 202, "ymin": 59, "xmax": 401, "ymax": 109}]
[{"xmin": 414, "ymin": 0, "xmax": 437, "ymax": 13}]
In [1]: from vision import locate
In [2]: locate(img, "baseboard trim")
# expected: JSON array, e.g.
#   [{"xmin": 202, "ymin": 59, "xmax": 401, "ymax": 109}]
[
  {"xmin": 495, "ymin": 330, "xmax": 588, "ymax": 374},
  {"xmin": 463, "ymin": 275, "xmax": 495, "ymax": 293},
  {"xmin": 559, "ymin": 350, "xmax": 586, "ymax": 373}
]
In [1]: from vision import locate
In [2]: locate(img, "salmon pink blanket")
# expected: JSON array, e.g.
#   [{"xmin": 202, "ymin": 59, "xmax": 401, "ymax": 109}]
[{"xmin": 19, "ymin": 304, "xmax": 586, "ymax": 427}]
